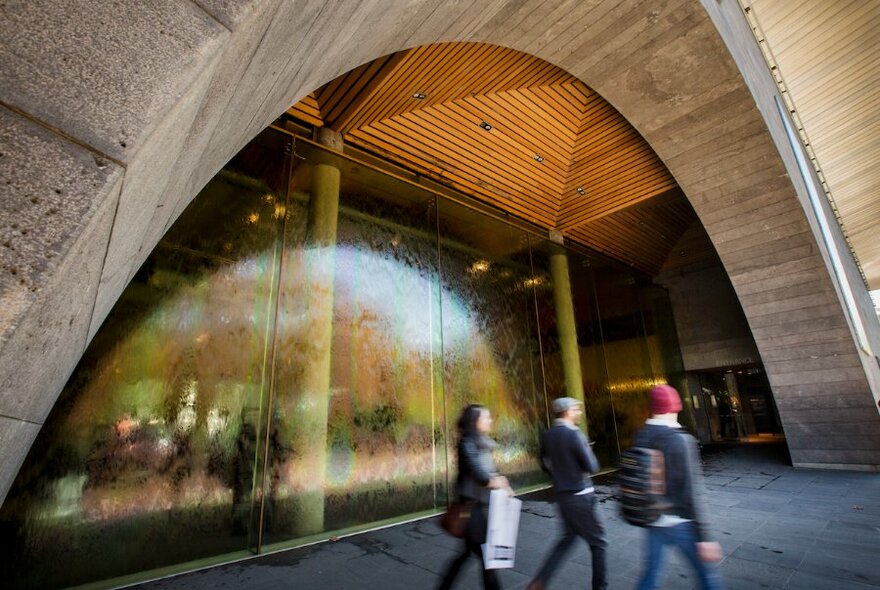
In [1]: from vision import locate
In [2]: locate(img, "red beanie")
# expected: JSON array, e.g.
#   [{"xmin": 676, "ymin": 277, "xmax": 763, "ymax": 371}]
[{"xmin": 649, "ymin": 384, "xmax": 682, "ymax": 415}]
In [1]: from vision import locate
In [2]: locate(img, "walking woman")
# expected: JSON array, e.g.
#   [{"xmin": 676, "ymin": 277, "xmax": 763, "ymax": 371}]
[{"xmin": 438, "ymin": 404, "xmax": 510, "ymax": 590}]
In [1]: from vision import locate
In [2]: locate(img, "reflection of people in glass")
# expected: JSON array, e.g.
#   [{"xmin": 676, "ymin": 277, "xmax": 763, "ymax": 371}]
[
  {"xmin": 231, "ymin": 410, "xmax": 258, "ymax": 535},
  {"xmin": 85, "ymin": 413, "xmax": 171, "ymax": 490},
  {"xmin": 717, "ymin": 393, "xmax": 742, "ymax": 440},
  {"xmin": 716, "ymin": 394, "xmax": 732, "ymax": 439},
  {"xmin": 437, "ymin": 404, "xmax": 510, "ymax": 590}
]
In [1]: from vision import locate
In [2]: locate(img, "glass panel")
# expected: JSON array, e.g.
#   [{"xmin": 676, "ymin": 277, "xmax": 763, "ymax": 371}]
[
  {"xmin": 260, "ymin": 139, "xmax": 445, "ymax": 546},
  {"xmin": 0, "ymin": 132, "xmax": 289, "ymax": 588},
  {"xmin": 591, "ymin": 260, "xmax": 655, "ymax": 456},
  {"xmin": 529, "ymin": 243, "xmax": 619, "ymax": 467},
  {"xmin": 436, "ymin": 201, "xmax": 547, "ymax": 490},
  {"xmin": 0, "ymin": 126, "xmax": 685, "ymax": 588},
  {"xmin": 640, "ymin": 284, "xmax": 692, "ymax": 432}
]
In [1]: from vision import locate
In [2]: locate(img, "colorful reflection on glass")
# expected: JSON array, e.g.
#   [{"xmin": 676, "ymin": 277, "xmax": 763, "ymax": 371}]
[
  {"xmin": 0, "ymin": 128, "xmax": 683, "ymax": 589},
  {"xmin": 437, "ymin": 203, "xmax": 547, "ymax": 490}
]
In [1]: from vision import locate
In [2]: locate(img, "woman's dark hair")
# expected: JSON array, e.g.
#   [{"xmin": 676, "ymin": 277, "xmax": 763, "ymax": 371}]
[{"xmin": 457, "ymin": 404, "xmax": 486, "ymax": 439}]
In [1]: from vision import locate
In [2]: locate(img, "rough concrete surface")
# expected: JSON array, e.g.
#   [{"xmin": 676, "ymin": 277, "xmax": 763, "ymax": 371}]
[
  {"xmin": 0, "ymin": 415, "xmax": 41, "ymax": 510},
  {"xmin": 88, "ymin": 50, "xmax": 223, "ymax": 341},
  {"xmin": 0, "ymin": 0, "xmax": 228, "ymax": 162},
  {"xmin": 0, "ymin": 108, "xmax": 122, "ymax": 345},
  {"xmin": 0, "ymin": 106, "xmax": 124, "ymax": 424}
]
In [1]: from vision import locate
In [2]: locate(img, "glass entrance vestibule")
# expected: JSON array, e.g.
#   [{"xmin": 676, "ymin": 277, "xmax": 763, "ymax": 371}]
[
  {"xmin": 687, "ymin": 366, "xmax": 783, "ymax": 443},
  {"xmin": 0, "ymin": 127, "xmax": 686, "ymax": 589}
]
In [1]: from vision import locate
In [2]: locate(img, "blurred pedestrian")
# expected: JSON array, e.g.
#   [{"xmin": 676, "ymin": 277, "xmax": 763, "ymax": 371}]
[
  {"xmin": 527, "ymin": 397, "xmax": 606, "ymax": 590},
  {"xmin": 632, "ymin": 384, "xmax": 724, "ymax": 590},
  {"xmin": 437, "ymin": 404, "xmax": 510, "ymax": 590}
]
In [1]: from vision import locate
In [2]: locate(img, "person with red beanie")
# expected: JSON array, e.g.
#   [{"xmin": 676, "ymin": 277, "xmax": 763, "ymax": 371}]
[{"xmin": 632, "ymin": 384, "xmax": 724, "ymax": 590}]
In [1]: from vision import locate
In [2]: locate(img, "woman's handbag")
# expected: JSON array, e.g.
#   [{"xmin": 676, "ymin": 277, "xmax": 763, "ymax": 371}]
[{"xmin": 440, "ymin": 501, "xmax": 472, "ymax": 538}]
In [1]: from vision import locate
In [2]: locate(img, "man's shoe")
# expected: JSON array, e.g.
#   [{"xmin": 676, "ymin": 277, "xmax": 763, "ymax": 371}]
[{"xmin": 526, "ymin": 580, "xmax": 545, "ymax": 590}]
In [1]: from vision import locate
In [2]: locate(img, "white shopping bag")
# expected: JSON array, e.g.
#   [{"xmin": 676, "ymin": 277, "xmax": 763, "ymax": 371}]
[{"xmin": 482, "ymin": 489, "xmax": 522, "ymax": 569}]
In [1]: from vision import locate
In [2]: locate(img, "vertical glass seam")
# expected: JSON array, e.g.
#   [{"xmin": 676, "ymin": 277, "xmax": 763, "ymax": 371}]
[
  {"xmin": 527, "ymin": 235, "xmax": 551, "ymax": 428},
  {"xmin": 254, "ymin": 139, "xmax": 295, "ymax": 553},
  {"xmin": 434, "ymin": 195, "xmax": 452, "ymax": 505}
]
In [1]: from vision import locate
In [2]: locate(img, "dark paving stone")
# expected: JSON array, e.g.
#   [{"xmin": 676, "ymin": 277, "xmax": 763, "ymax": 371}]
[
  {"xmin": 731, "ymin": 498, "xmax": 789, "ymax": 513},
  {"xmin": 785, "ymin": 570, "xmax": 879, "ymax": 590},
  {"xmin": 776, "ymin": 501, "xmax": 838, "ymax": 519},
  {"xmin": 705, "ymin": 475, "xmax": 739, "ymax": 486},
  {"xmin": 805, "ymin": 484, "xmax": 853, "ymax": 497},
  {"xmin": 725, "ymin": 476, "xmax": 779, "ymax": 489},
  {"xmin": 762, "ymin": 479, "xmax": 809, "ymax": 492},
  {"xmin": 798, "ymin": 539, "xmax": 880, "ymax": 586},
  {"xmin": 745, "ymin": 528, "xmax": 820, "ymax": 552},
  {"xmin": 718, "ymin": 557, "xmax": 794, "ymax": 589},
  {"xmin": 705, "ymin": 491, "xmax": 749, "ymax": 508},
  {"xmin": 755, "ymin": 515, "xmax": 829, "ymax": 538},
  {"xmin": 729, "ymin": 540, "xmax": 806, "ymax": 569}
]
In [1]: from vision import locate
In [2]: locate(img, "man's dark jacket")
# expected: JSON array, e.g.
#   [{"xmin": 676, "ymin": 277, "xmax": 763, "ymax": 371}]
[{"xmin": 540, "ymin": 421, "xmax": 599, "ymax": 494}]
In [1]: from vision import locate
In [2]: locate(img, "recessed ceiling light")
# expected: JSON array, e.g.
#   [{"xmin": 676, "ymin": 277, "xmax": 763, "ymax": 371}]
[
  {"xmin": 412, "ymin": 92, "xmax": 427, "ymax": 100},
  {"xmin": 576, "ymin": 186, "xmax": 586, "ymax": 196},
  {"xmin": 534, "ymin": 154, "xmax": 544, "ymax": 163},
  {"xmin": 479, "ymin": 121, "xmax": 492, "ymax": 131}
]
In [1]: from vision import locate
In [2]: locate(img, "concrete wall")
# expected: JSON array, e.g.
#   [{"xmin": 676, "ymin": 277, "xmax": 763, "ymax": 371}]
[
  {"xmin": 658, "ymin": 262, "xmax": 760, "ymax": 373},
  {"xmin": 699, "ymin": 0, "xmax": 880, "ymax": 468},
  {"xmin": 2, "ymin": 0, "xmax": 880, "ymax": 504}
]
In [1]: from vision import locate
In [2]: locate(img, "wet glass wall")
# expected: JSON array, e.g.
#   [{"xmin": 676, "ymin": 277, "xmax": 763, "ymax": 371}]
[
  {"xmin": 437, "ymin": 202, "xmax": 547, "ymax": 490},
  {"xmin": 0, "ymin": 127, "xmax": 682, "ymax": 589}
]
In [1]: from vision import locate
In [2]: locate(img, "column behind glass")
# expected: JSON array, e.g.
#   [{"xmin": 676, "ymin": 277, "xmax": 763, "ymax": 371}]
[{"xmin": 260, "ymin": 138, "xmax": 446, "ymax": 547}]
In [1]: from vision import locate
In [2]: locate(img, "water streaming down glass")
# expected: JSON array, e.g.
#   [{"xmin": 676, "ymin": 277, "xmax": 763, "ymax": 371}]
[{"xmin": 0, "ymin": 127, "xmax": 677, "ymax": 589}]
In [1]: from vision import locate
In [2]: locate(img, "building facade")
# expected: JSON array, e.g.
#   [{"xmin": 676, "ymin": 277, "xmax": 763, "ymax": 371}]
[{"xmin": 1, "ymin": 0, "xmax": 879, "ymax": 587}]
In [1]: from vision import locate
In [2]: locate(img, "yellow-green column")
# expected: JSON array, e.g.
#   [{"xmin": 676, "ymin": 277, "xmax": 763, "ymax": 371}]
[
  {"xmin": 550, "ymin": 250, "xmax": 585, "ymax": 409},
  {"xmin": 297, "ymin": 127, "xmax": 342, "ymax": 534}
]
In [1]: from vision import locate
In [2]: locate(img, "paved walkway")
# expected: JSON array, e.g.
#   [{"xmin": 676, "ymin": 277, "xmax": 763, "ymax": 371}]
[{"xmin": 132, "ymin": 444, "xmax": 880, "ymax": 589}]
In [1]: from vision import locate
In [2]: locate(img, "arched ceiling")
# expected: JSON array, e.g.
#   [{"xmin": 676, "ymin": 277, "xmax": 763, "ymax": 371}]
[{"xmin": 287, "ymin": 42, "xmax": 697, "ymax": 275}]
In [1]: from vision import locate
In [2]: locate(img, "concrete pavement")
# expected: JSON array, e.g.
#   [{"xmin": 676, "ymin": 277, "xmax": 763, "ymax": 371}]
[{"xmin": 131, "ymin": 444, "xmax": 880, "ymax": 589}]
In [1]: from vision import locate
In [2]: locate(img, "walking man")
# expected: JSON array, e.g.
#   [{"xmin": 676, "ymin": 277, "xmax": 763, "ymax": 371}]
[
  {"xmin": 528, "ymin": 397, "xmax": 606, "ymax": 590},
  {"xmin": 633, "ymin": 384, "xmax": 723, "ymax": 590}
]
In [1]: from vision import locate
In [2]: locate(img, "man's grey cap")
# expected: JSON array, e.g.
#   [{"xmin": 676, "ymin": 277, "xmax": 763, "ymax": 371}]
[{"xmin": 551, "ymin": 396, "xmax": 581, "ymax": 414}]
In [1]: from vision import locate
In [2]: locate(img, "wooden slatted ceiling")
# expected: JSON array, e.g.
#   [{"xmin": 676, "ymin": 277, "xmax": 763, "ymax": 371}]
[
  {"xmin": 346, "ymin": 87, "xmax": 578, "ymax": 227},
  {"xmin": 288, "ymin": 92, "xmax": 322, "ymax": 127},
  {"xmin": 569, "ymin": 193, "xmax": 696, "ymax": 275},
  {"xmin": 746, "ymin": 0, "xmax": 880, "ymax": 287},
  {"xmin": 286, "ymin": 41, "xmax": 692, "ymax": 275},
  {"xmin": 559, "ymin": 97, "xmax": 678, "ymax": 228},
  {"xmin": 322, "ymin": 43, "xmax": 572, "ymax": 134}
]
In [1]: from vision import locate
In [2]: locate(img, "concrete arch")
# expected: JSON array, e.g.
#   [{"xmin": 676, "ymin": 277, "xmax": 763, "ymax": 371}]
[{"xmin": 2, "ymin": 0, "xmax": 879, "ymax": 502}]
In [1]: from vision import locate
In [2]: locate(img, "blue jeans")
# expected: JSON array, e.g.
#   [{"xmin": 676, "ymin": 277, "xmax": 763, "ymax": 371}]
[{"xmin": 636, "ymin": 522, "xmax": 723, "ymax": 590}]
